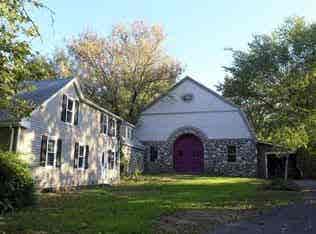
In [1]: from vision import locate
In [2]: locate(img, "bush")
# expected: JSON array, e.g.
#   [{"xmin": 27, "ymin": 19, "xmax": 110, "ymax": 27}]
[
  {"xmin": 0, "ymin": 151, "xmax": 36, "ymax": 214},
  {"xmin": 263, "ymin": 179, "xmax": 300, "ymax": 191}
]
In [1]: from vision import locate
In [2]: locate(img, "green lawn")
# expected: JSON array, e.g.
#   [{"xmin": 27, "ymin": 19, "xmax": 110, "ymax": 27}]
[{"xmin": 0, "ymin": 175, "xmax": 300, "ymax": 234}]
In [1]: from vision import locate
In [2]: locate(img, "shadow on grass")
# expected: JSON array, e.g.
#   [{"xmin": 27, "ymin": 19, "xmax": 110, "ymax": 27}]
[{"xmin": 0, "ymin": 175, "xmax": 301, "ymax": 234}]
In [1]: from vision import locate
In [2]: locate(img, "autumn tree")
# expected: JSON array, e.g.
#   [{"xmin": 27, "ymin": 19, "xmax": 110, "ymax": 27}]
[
  {"xmin": 67, "ymin": 21, "xmax": 183, "ymax": 123},
  {"xmin": 218, "ymin": 17, "xmax": 316, "ymax": 151}
]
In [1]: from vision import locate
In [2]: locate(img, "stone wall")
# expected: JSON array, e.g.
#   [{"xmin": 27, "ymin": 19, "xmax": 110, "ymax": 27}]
[
  {"xmin": 142, "ymin": 137, "xmax": 257, "ymax": 177},
  {"xmin": 122, "ymin": 144, "xmax": 145, "ymax": 175}
]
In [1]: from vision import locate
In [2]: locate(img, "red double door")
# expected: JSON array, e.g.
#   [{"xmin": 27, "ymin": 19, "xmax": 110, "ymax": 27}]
[{"xmin": 173, "ymin": 134, "xmax": 204, "ymax": 174}]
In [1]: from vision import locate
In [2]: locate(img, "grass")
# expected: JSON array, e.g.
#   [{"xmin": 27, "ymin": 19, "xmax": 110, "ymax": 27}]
[{"xmin": 0, "ymin": 174, "xmax": 301, "ymax": 234}]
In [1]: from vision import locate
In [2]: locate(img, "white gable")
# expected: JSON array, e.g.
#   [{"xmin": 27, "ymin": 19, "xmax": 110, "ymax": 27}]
[
  {"xmin": 136, "ymin": 77, "xmax": 254, "ymax": 141},
  {"xmin": 143, "ymin": 78, "xmax": 236, "ymax": 114}
]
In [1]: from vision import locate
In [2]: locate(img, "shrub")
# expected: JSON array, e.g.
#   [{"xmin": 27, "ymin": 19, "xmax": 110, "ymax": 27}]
[{"xmin": 0, "ymin": 151, "xmax": 36, "ymax": 214}]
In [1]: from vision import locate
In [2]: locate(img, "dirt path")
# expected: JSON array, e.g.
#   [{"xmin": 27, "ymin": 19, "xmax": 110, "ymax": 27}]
[{"xmin": 210, "ymin": 180, "xmax": 316, "ymax": 234}]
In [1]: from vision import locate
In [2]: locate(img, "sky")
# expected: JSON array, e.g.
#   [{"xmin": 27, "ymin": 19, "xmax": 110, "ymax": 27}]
[{"xmin": 32, "ymin": 0, "xmax": 316, "ymax": 90}]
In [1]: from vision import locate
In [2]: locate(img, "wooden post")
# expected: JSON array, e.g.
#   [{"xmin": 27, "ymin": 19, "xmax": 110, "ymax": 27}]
[
  {"xmin": 9, "ymin": 126, "xmax": 14, "ymax": 152},
  {"xmin": 284, "ymin": 154, "xmax": 289, "ymax": 181}
]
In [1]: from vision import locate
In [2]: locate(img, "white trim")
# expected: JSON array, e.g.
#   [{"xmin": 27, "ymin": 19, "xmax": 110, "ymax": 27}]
[
  {"xmin": 264, "ymin": 151, "xmax": 294, "ymax": 179},
  {"xmin": 39, "ymin": 78, "xmax": 77, "ymax": 110},
  {"xmin": 61, "ymin": 94, "xmax": 79, "ymax": 125},
  {"xmin": 45, "ymin": 136, "xmax": 58, "ymax": 168},
  {"xmin": 114, "ymin": 119, "xmax": 117, "ymax": 138},
  {"xmin": 12, "ymin": 77, "xmax": 135, "ymax": 131},
  {"xmin": 15, "ymin": 127, "xmax": 21, "ymax": 152},
  {"xmin": 76, "ymin": 142, "xmax": 86, "ymax": 170}
]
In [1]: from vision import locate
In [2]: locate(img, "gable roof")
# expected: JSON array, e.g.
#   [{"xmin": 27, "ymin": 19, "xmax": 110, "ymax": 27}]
[
  {"xmin": 19, "ymin": 78, "xmax": 74, "ymax": 106},
  {"xmin": 141, "ymin": 76, "xmax": 256, "ymax": 140},
  {"xmin": 0, "ymin": 78, "xmax": 135, "ymax": 127},
  {"xmin": 142, "ymin": 76, "xmax": 238, "ymax": 113},
  {"xmin": 0, "ymin": 78, "xmax": 74, "ymax": 122}
]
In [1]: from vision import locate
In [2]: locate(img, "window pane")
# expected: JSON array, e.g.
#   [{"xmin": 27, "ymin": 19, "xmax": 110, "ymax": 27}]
[
  {"xmin": 228, "ymin": 145, "xmax": 236, "ymax": 154},
  {"xmin": 66, "ymin": 111, "xmax": 72, "ymax": 123},
  {"xmin": 67, "ymin": 99, "xmax": 73, "ymax": 110},
  {"xmin": 47, "ymin": 152, "xmax": 55, "ymax": 166},
  {"xmin": 102, "ymin": 115, "xmax": 108, "ymax": 134},
  {"xmin": 47, "ymin": 140, "xmax": 55, "ymax": 153},
  {"xmin": 228, "ymin": 154, "xmax": 236, "ymax": 162},
  {"xmin": 101, "ymin": 153, "xmax": 105, "ymax": 166},
  {"xmin": 79, "ymin": 146, "xmax": 84, "ymax": 156},
  {"xmin": 78, "ymin": 157, "xmax": 84, "ymax": 168}
]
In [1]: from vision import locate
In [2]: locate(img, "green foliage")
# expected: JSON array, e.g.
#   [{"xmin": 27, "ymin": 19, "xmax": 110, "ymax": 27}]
[
  {"xmin": 0, "ymin": 151, "xmax": 36, "ymax": 214},
  {"xmin": 1, "ymin": 175, "xmax": 299, "ymax": 233},
  {"xmin": 218, "ymin": 17, "xmax": 316, "ymax": 149},
  {"xmin": 0, "ymin": 0, "xmax": 52, "ymax": 119}
]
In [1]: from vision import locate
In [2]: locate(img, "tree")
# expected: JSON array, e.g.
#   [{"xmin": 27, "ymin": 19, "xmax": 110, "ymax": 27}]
[
  {"xmin": 23, "ymin": 53, "xmax": 57, "ymax": 80},
  {"xmin": 49, "ymin": 48, "xmax": 76, "ymax": 78},
  {"xmin": 218, "ymin": 17, "xmax": 316, "ymax": 154},
  {"xmin": 0, "ymin": 0, "xmax": 52, "ymax": 119},
  {"xmin": 67, "ymin": 21, "xmax": 183, "ymax": 123}
]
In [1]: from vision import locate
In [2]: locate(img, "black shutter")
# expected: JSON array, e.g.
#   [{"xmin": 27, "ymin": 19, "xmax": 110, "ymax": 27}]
[
  {"xmin": 40, "ymin": 135, "xmax": 48, "ymax": 166},
  {"xmin": 100, "ymin": 113, "xmax": 104, "ymax": 133},
  {"xmin": 61, "ymin": 95, "xmax": 67, "ymax": 122},
  {"xmin": 74, "ymin": 100, "xmax": 80, "ymax": 125},
  {"xmin": 74, "ymin": 142, "xmax": 79, "ymax": 168},
  {"xmin": 84, "ymin": 145, "xmax": 89, "ymax": 169},
  {"xmin": 56, "ymin": 139, "xmax": 62, "ymax": 168},
  {"xmin": 115, "ymin": 151, "xmax": 119, "ymax": 166}
]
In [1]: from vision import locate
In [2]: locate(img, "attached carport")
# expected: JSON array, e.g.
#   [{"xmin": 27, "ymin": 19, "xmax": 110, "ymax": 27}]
[{"xmin": 257, "ymin": 142, "xmax": 301, "ymax": 179}]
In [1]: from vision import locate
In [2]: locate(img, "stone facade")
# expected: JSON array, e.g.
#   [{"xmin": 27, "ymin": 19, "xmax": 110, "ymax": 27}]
[
  {"xmin": 122, "ymin": 144, "xmax": 145, "ymax": 175},
  {"xmin": 142, "ymin": 127, "xmax": 257, "ymax": 177}
]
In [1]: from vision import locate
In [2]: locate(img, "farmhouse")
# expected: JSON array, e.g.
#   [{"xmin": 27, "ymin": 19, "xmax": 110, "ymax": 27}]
[
  {"xmin": 0, "ymin": 76, "xmax": 258, "ymax": 188},
  {"xmin": 0, "ymin": 78, "xmax": 144, "ymax": 188}
]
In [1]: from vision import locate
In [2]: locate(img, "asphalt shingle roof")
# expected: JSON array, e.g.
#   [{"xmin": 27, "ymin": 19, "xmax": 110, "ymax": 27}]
[
  {"xmin": 18, "ymin": 78, "xmax": 73, "ymax": 105},
  {"xmin": 0, "ymin": 78, "xmax": 73, "ymax": 122}
]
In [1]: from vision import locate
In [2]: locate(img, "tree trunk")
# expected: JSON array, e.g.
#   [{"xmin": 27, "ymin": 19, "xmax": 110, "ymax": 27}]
[{"xmin": 284, "ymin": 155, "xmax": 289, "ymax": 181}]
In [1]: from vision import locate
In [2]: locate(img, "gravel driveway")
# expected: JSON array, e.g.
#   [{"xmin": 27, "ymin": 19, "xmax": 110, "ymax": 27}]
[{"xmin": 211, "ymin": 180, "xmax": 316, "ymax": 234}]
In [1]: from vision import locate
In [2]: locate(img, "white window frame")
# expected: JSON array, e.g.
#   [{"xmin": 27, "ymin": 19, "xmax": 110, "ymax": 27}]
[
  {"xmin": 77, "ymin": 143, "xmax": 86, "ymax": 170},
  {"xmin": 108, "ymin": 118, "xmax": 117, "ymax": 137},
  {"xmin": 63, "ymin": 95, "xmax": 78, "ymax": 125},
  {"xmin": 45, "ymin": 136, "xmax": 58, "ymax": 167}
]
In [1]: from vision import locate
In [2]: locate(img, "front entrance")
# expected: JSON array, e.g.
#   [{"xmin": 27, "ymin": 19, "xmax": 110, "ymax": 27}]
[{"xmin": 173, "ymin": 134, "xmax": 204, "ymax": 173}]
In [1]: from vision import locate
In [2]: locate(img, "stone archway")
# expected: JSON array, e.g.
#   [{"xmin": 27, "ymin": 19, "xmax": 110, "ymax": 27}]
[
  {"xmin": 167, "ymin": 126, "xmax": 209, "ymax": 173},
  {"xmin": 174, "ymin": 133, "xmax": 204, "ymax": 173}
]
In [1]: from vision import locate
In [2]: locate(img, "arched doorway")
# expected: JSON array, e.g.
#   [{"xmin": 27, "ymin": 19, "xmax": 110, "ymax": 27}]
[{"xmin": 173, "ymin": 134, "xmax": 204, "ymax": 173}]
